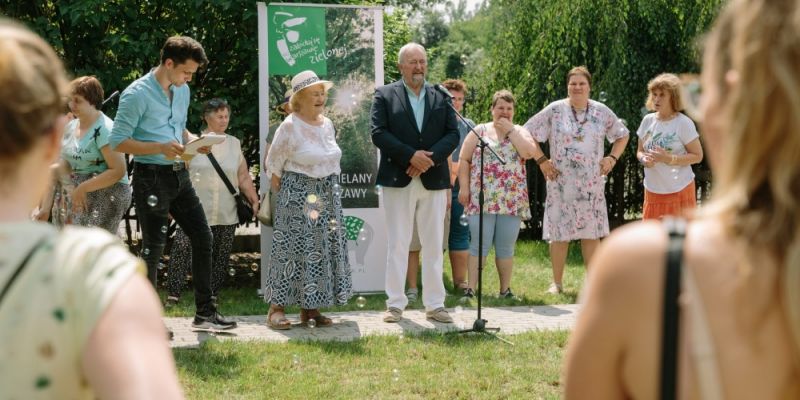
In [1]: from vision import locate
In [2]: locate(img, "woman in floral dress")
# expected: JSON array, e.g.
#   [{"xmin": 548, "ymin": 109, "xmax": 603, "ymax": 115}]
[
  {"xmin": 457, "ymin": 90, "xmax": 537, "ymax": 299},
  {"xmin": 524, "ymin": 66, "xmax": 629, "ymax": 294}
]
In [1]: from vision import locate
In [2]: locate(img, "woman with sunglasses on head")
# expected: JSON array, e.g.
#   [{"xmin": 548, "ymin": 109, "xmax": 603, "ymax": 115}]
[
  {"xmin": 38, "ymin": 76, "xmax": 131, "ymax": 233},
  {"xmin": 0, "ymin": 20, "xmax": 183, "ymax": 399},
  {"xmin": 636, "ymin": 73, "xmax": 704, "ymax": 220},
  {"xmin": 165, "ymin": 98, "xmax": 259, "ymax": 307},
  {"xmin": 564, "ymin": 0, "xmax": 800, "ymax": 398}
]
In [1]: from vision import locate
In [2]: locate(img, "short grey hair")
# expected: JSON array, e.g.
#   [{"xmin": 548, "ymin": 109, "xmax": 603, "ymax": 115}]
[{"xmin": 397, "ymin": 42, "xmax": 426, "ymax": 64}]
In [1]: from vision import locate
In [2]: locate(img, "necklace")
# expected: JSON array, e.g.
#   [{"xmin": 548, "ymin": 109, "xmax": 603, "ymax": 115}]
[{"xmin": 570, "ymin": 104, "xmax": 590, "ymax": 142}]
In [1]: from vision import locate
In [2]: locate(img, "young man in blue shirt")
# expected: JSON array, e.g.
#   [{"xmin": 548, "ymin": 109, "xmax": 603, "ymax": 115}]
[{"xmin": 110, "ymin": 36, "xmax": 236, "ymax": 330}]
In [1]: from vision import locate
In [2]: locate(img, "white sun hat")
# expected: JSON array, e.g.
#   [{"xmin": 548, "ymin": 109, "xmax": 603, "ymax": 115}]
[{"xmin": 289, "ymin": 70, "xmax": 333, "ymax": 102}]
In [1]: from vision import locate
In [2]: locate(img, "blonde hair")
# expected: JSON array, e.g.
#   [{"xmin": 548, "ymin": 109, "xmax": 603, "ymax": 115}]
[
  {"xmin": 0, "ymin": 20, "xmax": 68, "ymax": 177},
  {"xmin": 289, "ymin": 84, "xmax": 327, "ymax": 113},
  {"xmin": 645, "ymin": 73, "xmax": 684, "ymax": 112},
  {"xmin": 703, "ymin": 0, "xmax": 800, "ymax": 353}
]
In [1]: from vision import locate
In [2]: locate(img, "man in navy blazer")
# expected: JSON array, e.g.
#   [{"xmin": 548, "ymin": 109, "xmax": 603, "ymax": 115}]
[{"xmin": 371, "ymin": 42, "xmax": 459, "ymax": 323}]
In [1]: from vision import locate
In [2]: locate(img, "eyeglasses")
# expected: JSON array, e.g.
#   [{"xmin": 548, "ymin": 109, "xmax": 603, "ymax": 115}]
[{"xmin": 404, "ymin": 60, "xmax": 427, "ymax": 67}]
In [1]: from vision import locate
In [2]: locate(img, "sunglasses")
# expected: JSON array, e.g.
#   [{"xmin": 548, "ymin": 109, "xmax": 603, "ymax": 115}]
[{"xmin": 207, "ymin": 98, "xmax": 228, "ymax": 108}]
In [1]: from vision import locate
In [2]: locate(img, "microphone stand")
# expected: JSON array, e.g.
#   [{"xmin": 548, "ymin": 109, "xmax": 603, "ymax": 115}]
[{"xmin": 443, "ymin": 96, "xmax": 513, "ymax": 345}]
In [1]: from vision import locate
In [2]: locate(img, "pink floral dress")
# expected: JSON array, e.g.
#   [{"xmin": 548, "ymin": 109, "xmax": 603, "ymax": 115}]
[
  {"xmin": 465, "ymin": 123, "xmax": 531, "ymax": 220},
  {"xmin": 523, "ymin": 99, "xmax": 628, "ymax": 241}
]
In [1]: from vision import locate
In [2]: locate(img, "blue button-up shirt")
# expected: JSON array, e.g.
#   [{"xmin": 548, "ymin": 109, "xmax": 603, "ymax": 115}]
[
  {"xmin": 109, "ymin": 70, "xmax": 190, "ymax": 165},
  {"xmin": 403, "ymin": 80, "xmax": 426, "ymax": 132}
]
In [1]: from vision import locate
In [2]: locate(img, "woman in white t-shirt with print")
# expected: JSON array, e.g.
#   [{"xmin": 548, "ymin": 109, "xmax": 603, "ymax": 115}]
[{"xmin": 636, "ymin": 73, "xmax": 704, "ymax": 219}]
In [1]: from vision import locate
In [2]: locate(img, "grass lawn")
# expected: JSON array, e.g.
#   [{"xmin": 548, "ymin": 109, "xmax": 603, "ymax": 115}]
[
  {"xmin": 162, "ymin": 239, "xmax": 588, "ymax": 317},
  {"xmin": 168, "ymin": 239, "xmax": 588, "ymax": 399},
  {"xmin": 174, "ymin": 330, "xmax": 569, "ymax": 399}
]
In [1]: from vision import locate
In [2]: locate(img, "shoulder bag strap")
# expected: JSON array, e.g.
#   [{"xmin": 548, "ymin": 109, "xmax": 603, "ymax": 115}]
[
  {"xmin": 0, "ymin": 237, "xmax": 49, "ymax": 305},
  {"xmin": 660, "ymin": 217, "xmax": 687, "ymax": 400},
  {"xmin": 207, "ymin": 153, "xmax": 238, "ymax": 196}
]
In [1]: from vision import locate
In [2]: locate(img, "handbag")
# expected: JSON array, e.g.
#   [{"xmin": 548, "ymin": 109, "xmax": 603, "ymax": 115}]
[
  {"xmin": 256, "ymin": 189, "xmax": 275, "ymax": 226},
  {"xmin": 207, "ymin": 153, "xmax": 253, "ymax": 225}
]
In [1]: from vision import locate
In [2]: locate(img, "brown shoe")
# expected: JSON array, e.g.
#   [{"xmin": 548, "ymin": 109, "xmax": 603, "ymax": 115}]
[
  {"xmin": 300, "ymin": 309, "xmax": 333, "ymax": 327},
  {"xmin": 267, "ymin": 305, "xmax": 291, "ymax": 330},
  {"xmin": 383, "ymin": 307, "xmax": 403, "ymax": 323}
]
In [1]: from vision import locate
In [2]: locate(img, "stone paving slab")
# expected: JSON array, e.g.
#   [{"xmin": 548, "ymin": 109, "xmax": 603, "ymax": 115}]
[{"xmin": 166, "ymin": 304, "xmax": 580, "ymax": 348}]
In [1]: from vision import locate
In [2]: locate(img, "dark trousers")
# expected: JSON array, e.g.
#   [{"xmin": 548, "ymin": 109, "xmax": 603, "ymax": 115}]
[{"xmin": 132, "ymin": 162, "xmax": 214, "ymax": 315}]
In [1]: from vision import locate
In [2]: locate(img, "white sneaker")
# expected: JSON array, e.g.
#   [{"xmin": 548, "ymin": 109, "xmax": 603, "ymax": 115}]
[{"xmin": 547, "ymin": 282, "xmax": 563, "ymax": 294}]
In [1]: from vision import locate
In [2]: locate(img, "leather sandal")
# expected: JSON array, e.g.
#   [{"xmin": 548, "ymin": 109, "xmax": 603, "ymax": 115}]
[
  {"xmin": 267, "ymin": 305, "xmax": 291, "ymax": 330},
  {"xmin": 300, "ymin": 309, "xmax": 333, "ymax": 327}
]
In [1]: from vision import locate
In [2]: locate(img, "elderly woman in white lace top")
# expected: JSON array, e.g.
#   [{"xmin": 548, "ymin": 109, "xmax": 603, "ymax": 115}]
[{"xmin": 263, "ymin": 71, "xmax": 352, "ymax": 330}]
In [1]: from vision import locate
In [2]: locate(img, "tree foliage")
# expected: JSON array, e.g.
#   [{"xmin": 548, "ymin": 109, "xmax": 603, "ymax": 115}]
[
  {"xmin": 464, "ymin": 0, "xmax": 722, "ymax": 234},
  {"xmin": 0, "ymin": 0, "xmax": 416, "ymax": 171},
  {"xmin": 1, "ymin": 0, "xmax": 725, "ymax": 233}
]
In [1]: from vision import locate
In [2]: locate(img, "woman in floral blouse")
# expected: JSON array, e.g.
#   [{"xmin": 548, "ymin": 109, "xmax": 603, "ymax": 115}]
[
  {"xmin": 457, "ymin": 90, "xmax": 537, "ymax": 299},
  {"xmin": 524, "ymin": 66, "xmax": 629, "ymax": 294}
]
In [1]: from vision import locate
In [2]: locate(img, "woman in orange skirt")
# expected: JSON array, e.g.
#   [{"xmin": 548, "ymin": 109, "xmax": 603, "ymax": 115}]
[{"xmin": 635, "ymin": 73, "xmax": 703, "ymax": 219}]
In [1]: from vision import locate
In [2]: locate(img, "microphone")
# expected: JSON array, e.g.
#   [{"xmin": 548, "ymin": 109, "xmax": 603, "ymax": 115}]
[
  {"xmin": 434, "ymin": 84, "xmax": 454, "ymax": 99},
  {"xmin": 102, "ymin": 90, "xmax": 120, "ymax": 107}
]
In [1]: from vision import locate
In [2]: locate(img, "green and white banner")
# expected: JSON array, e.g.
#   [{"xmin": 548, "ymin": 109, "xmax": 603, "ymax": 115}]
[
  {"xmin": 267, "ymin": 7, "xmax": 327, "ymax": 75},
  {"xmin": 257, "ymin": 3, "xmax": 386, "ymax": 292}
]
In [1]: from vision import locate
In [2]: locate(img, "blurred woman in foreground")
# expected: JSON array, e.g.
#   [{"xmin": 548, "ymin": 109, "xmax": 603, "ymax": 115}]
[
  {"xmin": 564, "ymin": 0, "xmax": 800, "ymax": 398},
  {"xmin": 0, "ymin": 20, "xmax": 182, "ymax": 399}
]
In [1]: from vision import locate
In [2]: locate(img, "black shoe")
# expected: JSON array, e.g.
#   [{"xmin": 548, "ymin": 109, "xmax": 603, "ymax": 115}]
[
  {"xmin": 458, "ymin": 288, "xmax": 475, "ymax": 304},
  {"xmin": 499, "ymin": 288, "xmax": 515, "ymax": 299},
  {"xmin": 192, "ymin": 311, "xmax": 237, "ymax": 330}
]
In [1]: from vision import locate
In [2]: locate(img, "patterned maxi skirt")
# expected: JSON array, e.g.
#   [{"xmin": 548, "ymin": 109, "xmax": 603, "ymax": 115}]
[{"xmin": 264, "ymin": 171, "xmax": 352, "ymax": 308}]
